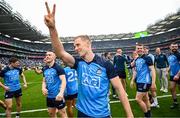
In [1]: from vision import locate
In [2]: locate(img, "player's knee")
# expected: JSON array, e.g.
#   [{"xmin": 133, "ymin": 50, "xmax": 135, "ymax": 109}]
[
  {"xmin": 6, "ymin": 106, "xmax": 12, "ymax": 111},
  {"xmin": 48, "ymin": 111, "xmax": 55, "ymax": 117},
  {"xmin": 170, "ymin": 86, "xmax": 175, "ymax": 91},
  {"xmin": 135, "ymin": 97, "xmax": 140, "ymax": 103},
  {"xmin": 16, "ymin": 102, "xmax": 22, "ymax": 107}
]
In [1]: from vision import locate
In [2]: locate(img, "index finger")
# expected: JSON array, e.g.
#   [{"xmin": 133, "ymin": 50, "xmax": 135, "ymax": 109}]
[
  {"xmin": 45, "ymin": 2, "xmax": 51, "ymax": 14},
  {"xmin": 52, "ymin": 4, "xmax": 56, "ymax": 16}
]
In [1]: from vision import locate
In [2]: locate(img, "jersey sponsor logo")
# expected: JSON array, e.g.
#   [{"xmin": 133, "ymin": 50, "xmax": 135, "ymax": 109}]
[
  {"xmin": 96, "ymin": 68, "xmax": 102, "ymax": 75},
  {"xmin": 82, "ymin": 73, "xmax": 100, "ymax": 88}
]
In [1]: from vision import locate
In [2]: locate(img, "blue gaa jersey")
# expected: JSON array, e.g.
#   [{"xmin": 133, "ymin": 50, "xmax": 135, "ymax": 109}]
[
  {"xmin": 42, "ymin": 63, "xmax": 65, "ymax": 98},
  {"xmin": 64, "ymin": 67, "xmax": 78, "ymax": 96},
  {"xmin": 0, "ymin": 66, "xmax": 22, "ymax": 92},
  {"xmin": 168, "ymin": 52, "xmax": 180, "ymax": 76},
  {"xmin": 73, "ymin": 54, "xmax": 118, "ymax": 117},
  {"xmin": 135, "ymin": 54, "xmax": 153, "ymax": 84}
]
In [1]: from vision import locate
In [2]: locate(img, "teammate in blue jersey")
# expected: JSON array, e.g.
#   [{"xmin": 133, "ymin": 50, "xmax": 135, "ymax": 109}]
[
  {"xmin": 167, "ymin": 42, "xmax": 180, "ymax": 109},
  {"xmin": 44, "ymin": 2, "xmax": 133, "ymax": 117},
  {"xmin": 144, "ymin": 46, "xmax": 159, "ymax": 108},
  {"xmin": 0, "ymin": 57, "xmax": 27, "ymax": 118},
  {"xmin": 130, "ymin": 44, "xmax": 156, "ymax": 117},
  {"xmin": 41, "ymin": 51, "xmax": 67, "ymax": 118},
  {"xmin": 64, "ymin": 66, "xmax": 78, "ymax": 117}
]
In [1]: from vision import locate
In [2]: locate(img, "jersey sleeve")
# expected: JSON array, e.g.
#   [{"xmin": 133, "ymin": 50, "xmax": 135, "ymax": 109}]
[
  {"xmin": 18, "ymin": 68, "xmax": 23, "ymax": 75},
  {"xmin": 0, "ymin": 67, "xmax": 8, "ymax": 77},
  {"xmin": 105, "ymin": 60, "xmax": 118, "ymax": 79},
  {"xmin": 145, "ymin": 56, "xmax": 153, "ymax": 66},
  {"xmin": 72, "ymin": 57, "xmax": 79, "ymax": 70},
  {"xmin": 56, "ymin": 65, "xmax": 65, "ymax": 76}
]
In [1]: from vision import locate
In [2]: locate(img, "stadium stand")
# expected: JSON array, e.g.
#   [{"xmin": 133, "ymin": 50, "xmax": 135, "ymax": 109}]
[{"xmin": 0, "ymin": 0, "xmax": 180, "ymax": 66}]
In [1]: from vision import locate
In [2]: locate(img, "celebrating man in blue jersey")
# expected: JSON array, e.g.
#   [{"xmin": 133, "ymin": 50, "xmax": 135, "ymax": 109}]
[
  {"xmin": 0, "ymin": 57, "xmax": 27, "ymax": 118},
  {"xmin": 168, "ymin": 42, "xmax": 180, "ymax": 109},
  {"xmin": 131, "ymin": 44, "xmax": 156, "ymax": 117},
  {"xmin": 42, "ymin": 51, "xmax": 67, "ymax": 117},
  {"xmin": 44, "ymin": 2, "xmax": 133, "ymax": 117}
]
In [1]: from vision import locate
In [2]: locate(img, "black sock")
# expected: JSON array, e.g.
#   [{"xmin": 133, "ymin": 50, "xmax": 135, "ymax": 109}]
[
  {"xmin": 144, "ymin": 112, "xmax": 149, "ymax": 117},
  {"xmin": 16, "ymin": 113, "xmax": 20, "ymax": 116},
  {"xmin": 148, "ymin": 110, "xmax": 151, "ymax": 117},
  {"xmin": 173, "ymin": 98, "xmax": 177, "ymax": 103}
]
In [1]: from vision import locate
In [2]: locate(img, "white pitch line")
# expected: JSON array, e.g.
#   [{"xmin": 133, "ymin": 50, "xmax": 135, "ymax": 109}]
[
  {"xmin": 110, "ymin": 93, "xmax": 180, "ymax": 104},
  {"xmin": 0, "ymin": 94, "xmax": 179, "ymax": 115}
]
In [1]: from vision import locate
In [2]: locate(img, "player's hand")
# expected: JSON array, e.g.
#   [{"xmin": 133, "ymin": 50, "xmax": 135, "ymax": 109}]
[
  {"xmin": 4, "ymin": 86, "xmax": 10, "ymax": 91},
  {"xmin": 130, "ymin": 61, "xmax": 135, "ymax": 68},
  {"xmin": 23, "ymin": 83, "xmax": 28, "ymax": 88},
  {"xmin": 151, "ymin": 83, "xmax": 156, "ymax": 91},
  {"xmin": 44, "ymin": 2, "xmax": 56, "ymax": 29},
  {"xmin": 56, "ymin": 93, "xmax": 63, "ymax": 101},
  {"xmin": 42, "ymin": 88, "xmax": 48, "ymax": 96},
  {"xmin": 173, "ymin": 74, "xmax": 179, "ymax": 81}
]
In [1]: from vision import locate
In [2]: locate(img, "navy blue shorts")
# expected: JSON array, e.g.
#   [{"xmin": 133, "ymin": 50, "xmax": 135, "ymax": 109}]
[
  {"xmin": 46, "ymin": 98, "xmax": 65, "ymax": 110},
  {"xmin": 170, "ymin": 76, "xmax": 180, "ymax": 84},
  {"xmin": 136, "ymin": 83, "xmax": 151, "ymax": 92},
  {"xmin": 64, "ymin": 93, "xmax": 78, "ymax": 100},
  {"xmin": 5, "ymin": 88, "xmax": 22, "ymax": 99},
  {"xmin": 117, "ymin": 71, "xmax": 126, "ymax": 79}
]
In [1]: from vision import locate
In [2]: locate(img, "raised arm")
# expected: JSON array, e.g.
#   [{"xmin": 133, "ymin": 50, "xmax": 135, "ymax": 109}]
[{"xmin": 44, "ymin": 2, "xmax": 75, "ymax": 67}]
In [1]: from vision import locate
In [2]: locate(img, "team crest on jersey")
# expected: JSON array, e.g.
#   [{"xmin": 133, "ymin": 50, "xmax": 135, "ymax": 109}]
[{"xmin": 96, "ymin": 68, "xmax": 102, "ymax": 75}]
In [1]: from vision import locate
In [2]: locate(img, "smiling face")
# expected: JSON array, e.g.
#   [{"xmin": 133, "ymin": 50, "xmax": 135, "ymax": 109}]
[
  {"xmin": 136, "ymin": 45, "xmax": 144, "ymax": 56},
  {"xmin": 44, "ymin": 51, "xmax": 56, "ymax": 64},
  {"xmin": 11, "ymin": 61, "xmax": 20, "ymax": 68},
  {"xmin": 74, "ymin": 36, "xmax": 91, "ymax": 58}
]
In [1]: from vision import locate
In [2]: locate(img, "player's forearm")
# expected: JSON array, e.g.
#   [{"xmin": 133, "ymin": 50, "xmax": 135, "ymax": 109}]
[
  {"xmin": 21, "ymin": 74, "xmax": 27, "ymax": 85},
  {"xmin": 151, "ymin": 68, "xmax": 156, "ymax": 85},
  {"xmin": 176, "ymin": 70, "xmax": 180, "ymax": 77},
  {"xmin": 49, "ymin": 28, "xmax": 65, "ymax": 58},
  {"xmin": 58, "ymin": 77, "xmax": 66, "ymax": 96},
  {"xmin": 42, "ymin": 80, "xmax": 46, "ymax": 89},
  {"xmin": 116, "ymin": 85, "xmax": 134, "ymax": 117},
  {"xmin": 0, "ymin": 82, "xmax": 6, "ymax": 90}
]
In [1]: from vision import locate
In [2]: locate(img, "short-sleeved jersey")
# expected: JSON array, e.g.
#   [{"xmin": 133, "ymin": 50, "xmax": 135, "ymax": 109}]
[
  {"xmin": 42, "ymin": 63, "xmax": 65, "ymax": 98},
  {"xmin": 168, "ymin": 52, "xmax": 180, "ymax": 76},
  {"xmin": 73, "ymin": 54, "xmax": 117, "ymax": 117},
  {"xmin": 135, "ymin": 54, "xmax": 153, "ymax": 84},
  {"xmin": 113, "ymin": 55, "xmax": 127, "ymax": 72},
  {"xmin": 0, "ymin": 66, "xmax": 22, "ymax": 92},
  {"xmin": 155, "ymin": 53, "xmax": 169, "ymax": 68},
  {"xmin": 64, "ymin": 67, "xmax": 78, "ymax": 96},
  {"xmin": 148, "ymin": 53, "xmax": 155, "ymax": 64}
]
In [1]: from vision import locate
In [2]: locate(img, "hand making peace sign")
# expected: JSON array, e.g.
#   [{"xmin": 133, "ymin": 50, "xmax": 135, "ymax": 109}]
[{"xmin": 44, "ymin": 2, "xmax": 56, "ymax": 29}]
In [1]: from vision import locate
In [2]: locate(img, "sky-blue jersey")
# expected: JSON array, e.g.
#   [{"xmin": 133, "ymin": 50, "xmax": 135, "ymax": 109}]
[
  {"xmin": 168, "ymin": 52, "xmax": 180, "ymax": 76},
  {"xmin": 42, "ymin": 63, "xmax": 65, "ymax": 98},
  {"xmin": 0, "ymin": 66, "xmax": 22, "ymax": 92},
  {"xmin": 64, "ymin": 67, "xmax": 78, "ymax": 96},
  {"xmin": 73, "ymin": 55, "xmax": 118, "ymax": 117},
  {"xmin": 135, "ymin": 54, "xmax": 153, "ymax": 84}
]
